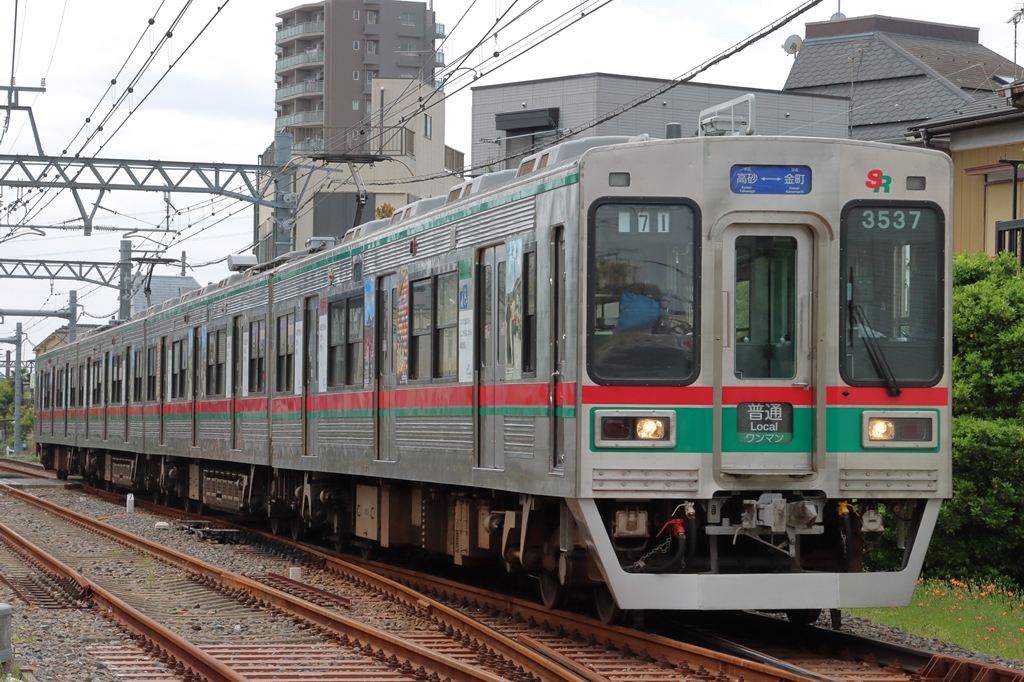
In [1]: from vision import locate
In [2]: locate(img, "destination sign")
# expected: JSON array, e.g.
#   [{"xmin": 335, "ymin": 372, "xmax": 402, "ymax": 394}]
[{"xmin": 730, "ymin": 165, "xmax": 811, "ymax": 195}]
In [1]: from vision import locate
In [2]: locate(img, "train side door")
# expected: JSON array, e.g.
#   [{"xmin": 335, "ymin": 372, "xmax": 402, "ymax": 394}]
[
  {"xmin": 550, "ymin": 228, "xmax": 567, "ymax": 471},
  {"xmin": 719, "ymin": 225, "xmax": 815, "ymax": 474},
  {"xmin": 302, "ymin": 295, "xmax": 318, "ymax": 457},
  {"xmin": 191, "ymin": 328, "xmax": 200, "ymax": 448},
  {"xmin": 376, "ymin": 274, "xmax": 398, "ymax": 461},
  {"xmin": 477, "ymin": 244, "xmax": 507, "ymax": 470},
  {"xmin": 231, "ymin": 316, "xmax": 242, "ymax": 449}
]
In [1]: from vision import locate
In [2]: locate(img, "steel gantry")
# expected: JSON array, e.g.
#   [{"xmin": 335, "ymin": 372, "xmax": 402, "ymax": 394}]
[{"xmin": 0, "ymin": 155, "xmax": 282, "ymax": 235}]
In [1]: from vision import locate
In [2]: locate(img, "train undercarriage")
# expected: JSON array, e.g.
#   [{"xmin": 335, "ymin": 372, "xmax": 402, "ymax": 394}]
[{"xmin": 40, "ymin": 442, "xmax": 922, "ymax": 624}]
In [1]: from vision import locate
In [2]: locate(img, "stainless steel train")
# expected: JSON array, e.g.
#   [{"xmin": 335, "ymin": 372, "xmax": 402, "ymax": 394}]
[{"xmin": 34, "ymin": 133, "xmax": 953, "ymax": 623}]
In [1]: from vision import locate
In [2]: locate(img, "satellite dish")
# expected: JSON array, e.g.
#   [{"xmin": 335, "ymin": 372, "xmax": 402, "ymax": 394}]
[
  {"xmin": 830, "ymin": 12, "xmax": 846, "ymax": 20},
  {"xmin": 782, "ymin": 35, "xmax": 803, "ymax": 55}
]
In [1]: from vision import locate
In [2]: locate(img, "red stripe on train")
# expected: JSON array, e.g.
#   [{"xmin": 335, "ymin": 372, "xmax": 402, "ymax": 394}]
[
  {"xmin": 307, "ymin": 392, "xmax": 373, "ymax": 412},
  {"xmin": 825, "ymin": 386, "xmax": 948, "ymax": 406},
  {"xmin": 380, "ymin": 386, "xmax": 472, "ymax": 409},
  {"xmin": 582, "ymin": 385, "xmax": 713, "ymax": 405}
]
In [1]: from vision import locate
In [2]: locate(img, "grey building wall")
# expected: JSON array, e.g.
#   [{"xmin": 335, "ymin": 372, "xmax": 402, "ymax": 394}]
[
  {"xmin": 130, "ymin": 275, "xmax": 201, "ymax": 315},
  {"xmin": 471, "ymin": 73, "xmax": 850, "ymax": 169},
  {"xmin": 276, "ymin": 0, "xmax": 442, "ymax": 147}
]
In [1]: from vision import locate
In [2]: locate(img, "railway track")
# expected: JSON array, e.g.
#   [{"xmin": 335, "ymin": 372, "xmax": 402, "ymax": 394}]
[
  {"xmin": 13, "ymin": 478, "xmax": 1024, "ymax": 682},
  {"xmin": 0, "ymin": 484, "xmax": 536, "ymax": 682}
]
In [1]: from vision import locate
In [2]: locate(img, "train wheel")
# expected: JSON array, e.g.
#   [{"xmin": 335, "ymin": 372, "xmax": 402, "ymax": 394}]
[
  {"xmin": 289, "ymin": 516, "xmax": 306, "ymax": 541},
  {"xmin": 593, "ymin": 584, "xmax": 622, "ymax": 625},
  {"xmin": 270, "ymin": 517, "xmax": 284, "ymax": 536},
  {"xmin": 785, "ymin": 609, "xmax": 822, "ymax": 626},
  {"xmin": 539, "ymin": 572, "xmax": 565, "ymax": 609}
]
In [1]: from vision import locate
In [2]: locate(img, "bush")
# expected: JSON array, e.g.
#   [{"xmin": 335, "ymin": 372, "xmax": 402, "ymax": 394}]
[{"xmin": 927, "ymin": 416, "xmax": 1024, "ymax": 585}]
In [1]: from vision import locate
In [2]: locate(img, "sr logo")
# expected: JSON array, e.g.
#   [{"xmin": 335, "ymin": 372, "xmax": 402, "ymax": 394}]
[{"xmin": 865, "ymin": 169, "xmax": 891, "ymax": 193}]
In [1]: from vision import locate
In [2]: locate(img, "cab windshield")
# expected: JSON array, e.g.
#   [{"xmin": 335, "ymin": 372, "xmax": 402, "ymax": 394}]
[
  {"xmin": 588, "ymin": 201, "xmax": 699, "ymax": 384},
  {"xmin": 840, "ymin": 203, "xmax": 944, "ymax": 386}
]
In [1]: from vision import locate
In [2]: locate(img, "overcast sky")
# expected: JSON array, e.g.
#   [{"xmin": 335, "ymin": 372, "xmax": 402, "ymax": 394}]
[{"xmin": 0, "ymin": 0, "xmax": 1019, "ymax": 356}]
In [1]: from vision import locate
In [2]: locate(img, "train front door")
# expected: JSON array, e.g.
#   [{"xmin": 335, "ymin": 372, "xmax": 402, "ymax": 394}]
[
  {"xmin": 376, "ymin": 274, "xmax": 398, "ymax": 462},
  {"xmin": 477, "ymin": 244, "xmax": 507, "ymax": 470},
  {"xmin": 718, "ymin": 225, "xmax": 816, "ymax": 474}
]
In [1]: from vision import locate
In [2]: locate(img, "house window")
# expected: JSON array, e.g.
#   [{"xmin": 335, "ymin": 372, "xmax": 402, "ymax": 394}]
[
  {"xmin": 367, "ymin": 41, "xmax": 378, "ymax": 54},
  {"xmin": 328, "ymin": 297, "xmax": 364, "ymax": 387},
  {"xmin": 366, "ymin": 70, "xmax": 375, "ymax": 84},
  {"xmin": 435, "ymin": 272, "xmax": 457, "ymax": 377},
  {"xmin": 352, "ymin": 100, "xmax": 360, "ymax": 111},
  {"xmin": 423, "ymin": 113, "xmax": 432, "ymax": 140},
  {"xmin": 353, "ymin": 70, "xmax": 360, "ymax": 81},
  {"xmin": 206, "ymin": 329, "xmax": 226, "ymax": 396},
  {"xmin": 400, "ymin": 12, "xmax": 416, "ymax": 25},
  {"xmin": 353, "ymin": 9, "xmax": 360, "ymax": 20},
  {"xmin": 410, "ymin": 278, "xmax": 432, "ymax": 379},
  {"xmin": 276, "ymin": 313, "xmax": 295, "ymax": 393},
  {"xmin": 366, "ymin": 10, "xmax": 378, "ymax": 24},
  {"xmin": 399, "ymin": 42, "xmax": 417, "ymax": 53},
  {"xmin": 353, "ymin": 40, "xmax": 360, "ymax": 51},
  {"xmin": 249, "ymin": 319, "xmax": 266, "ymax": 393}
]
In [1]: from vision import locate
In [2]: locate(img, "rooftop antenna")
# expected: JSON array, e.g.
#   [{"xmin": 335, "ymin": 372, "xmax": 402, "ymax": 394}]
[
  {"xmin": 783, "ymin": 34, "xmax": 803, "ymax": 56},
  {"xmin": 1009, "ymin": 4, "xmax": 1024, "ymax": 80},
  {"xmin": 831, "ymin": 0, "xmax": 846, "ymax": 21}
]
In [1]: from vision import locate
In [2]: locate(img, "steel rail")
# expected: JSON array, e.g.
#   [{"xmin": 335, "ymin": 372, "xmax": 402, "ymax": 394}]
[
  {"xmin": 100, "ymin": 490, "xmax": 813, "ymax": 682},
  {"xmin": 0, "ymin": 518, "xmax": 247, "ymax": 682},
  {"xmin": 86, "ymin": 488, "xmax": 621, "ymax": 682},
  {"xmin": 0, "ymin": 484, "xmax": 507, "ymax": 682}
]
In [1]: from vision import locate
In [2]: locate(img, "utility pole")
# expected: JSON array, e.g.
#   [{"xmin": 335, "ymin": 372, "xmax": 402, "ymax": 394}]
[
  {"xmin": 0, "ymin": 325, "xmax": 23, "ymax": 456},
  {"xmin": 119, "ymin": 240, "xmax": 133, "ymax": 321}
]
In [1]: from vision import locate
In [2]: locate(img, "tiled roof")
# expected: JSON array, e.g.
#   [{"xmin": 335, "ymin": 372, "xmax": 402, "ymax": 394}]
[
  {"xmin": 885, "ymin": 34, "xmax": 1019, "ymax": 96},
  {"xmin": 908, "ymin": 92, "xmax": 1024, "ymax": 132},
  {"xmin": 784, "ymin": 35, "xmax": 925, "ymax": 89}
]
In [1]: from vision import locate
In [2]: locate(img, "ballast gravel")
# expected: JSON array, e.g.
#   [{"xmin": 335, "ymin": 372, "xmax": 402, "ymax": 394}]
[{"xmin": 6, "ymin": 485, "xmax": 1024, "ymax": 678}]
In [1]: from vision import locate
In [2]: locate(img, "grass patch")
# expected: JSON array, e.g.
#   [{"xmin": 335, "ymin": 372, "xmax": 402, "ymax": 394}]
[{"xmin": 851, "ymin": 579, "xmax": 1024, "ymax": 661}]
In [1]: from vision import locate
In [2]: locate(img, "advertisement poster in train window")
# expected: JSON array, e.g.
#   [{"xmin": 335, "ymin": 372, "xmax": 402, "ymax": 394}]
[
  {"xmin": 505, "ymin": 239, "xmax": 524, "ymax": 380},
  {"xmin": 292, "ymin": 314, "xmax": 303, "ymax": 396},
  {"xmin": 458, "ymin": 258, "xmax": 473, "ymax": 383},
  {"xmin": 397, "ymin": 270, "xmax": 409, "ymax": 384},
  {"xmin": 363, "ymin": 278, "xmax": 375, "ymax": 388}
]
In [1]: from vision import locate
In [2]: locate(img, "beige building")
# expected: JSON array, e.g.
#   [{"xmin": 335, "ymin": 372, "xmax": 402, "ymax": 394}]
[
  {"xmin": 907, "ymin": 82, "xmax": 1024, "ymax": 256},
  {"xmin": 257, "ymin": 77, "xmax": 463, "ymax": 258}
]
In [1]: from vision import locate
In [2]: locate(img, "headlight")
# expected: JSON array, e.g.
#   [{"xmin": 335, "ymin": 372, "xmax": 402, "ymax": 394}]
[
  {"xmin": 862, "ymin": 412, "xmax": 936, "ymax": 448},
  {"xmin": 867, "ymin": 418, "xmax": 895, "ymax": 441},
  {"xmin": 595, "ymin": 411, "xmax": 675, "ymax": 448},
  {"xmin": 636, "ymin": 418, "xmax": 666, "ymax": 440}
]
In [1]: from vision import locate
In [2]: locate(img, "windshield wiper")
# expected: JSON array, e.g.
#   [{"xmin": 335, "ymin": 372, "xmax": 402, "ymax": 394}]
[{"xmin": 849, "ymin": 270, "xmax": 901, "ymax": 397}]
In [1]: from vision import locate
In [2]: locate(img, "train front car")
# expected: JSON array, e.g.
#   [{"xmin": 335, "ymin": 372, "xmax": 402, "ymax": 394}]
[{"xmin": 570, "ymin": 136, "xmax": 951, "ymax": 620}]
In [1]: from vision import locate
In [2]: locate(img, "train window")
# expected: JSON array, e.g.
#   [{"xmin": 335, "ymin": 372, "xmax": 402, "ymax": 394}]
[
  {"xmin": 840, "ymin": 203, "xmax": 944, "ymax": 387},
  {"xmin": 410, "ymin": 278, "xmax": 432, "ymax": 379},
  {"xmin": 588, "ymin": 202, "xmax": 698, "ymax": 384},
  {"xmin": 276, "ymin": 313, "xmax": 295, "ymax": 393},
  {"xmin": 77, "ymin": 365, "xmax": 84, "ymax": 406},
  {"xmin": 92, "ymin": 360, "xmax": 103, "ymax": 405},
  {"xmin": 734, "ymin": 236, "xmax": 797, "ymax": 379},
  {"xmin": 328, "ymin": 299, "xmax": 363, "ymax": 387},
  {"xmin": 347, "ymin": 298, "xmax": 364, "ymax": 385},
  {"xmin": 482, "ymin": 265, "xmax": 492, "ymax": 367},
  {"xmin": 146, "ymin": 347, "xmax": 157, "ymax": 401},
  {"xmin": 435, "ymin": 273, "xmax": 458, "ymax": 377},
  {"xmin": 132, "ymin": 351, "xmax": 141, "ymax": 402},
  {"xmin": 206, "ymin": 330, "xmax": 226, "ymax": 396},
  {"xmin": 171, "ymin": 340, "xmax": 186, "ymax": 399},
  {"xmin": 497, "ymin": 262, "xmax": 506, "ymax": 366},
  {"xmin": 328, "ymin": 301, "xmax": 346, "ymax": 386},
  {"xmin": 111, "ymin": 354, "xmax": 123, "ymax": 403},
  {"xmin": 523, "ymin": 252, "xmax": 537, "ymax": 373},
  {"xmin": 249, "ymin": 319, "xmax": 266, "ymax": 393}
]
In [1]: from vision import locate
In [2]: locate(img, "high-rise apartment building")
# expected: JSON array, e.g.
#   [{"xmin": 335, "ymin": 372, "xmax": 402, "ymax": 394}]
[{"xmin": 274, "ymin": 0, "xmax": 445, "ymax": 153}]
